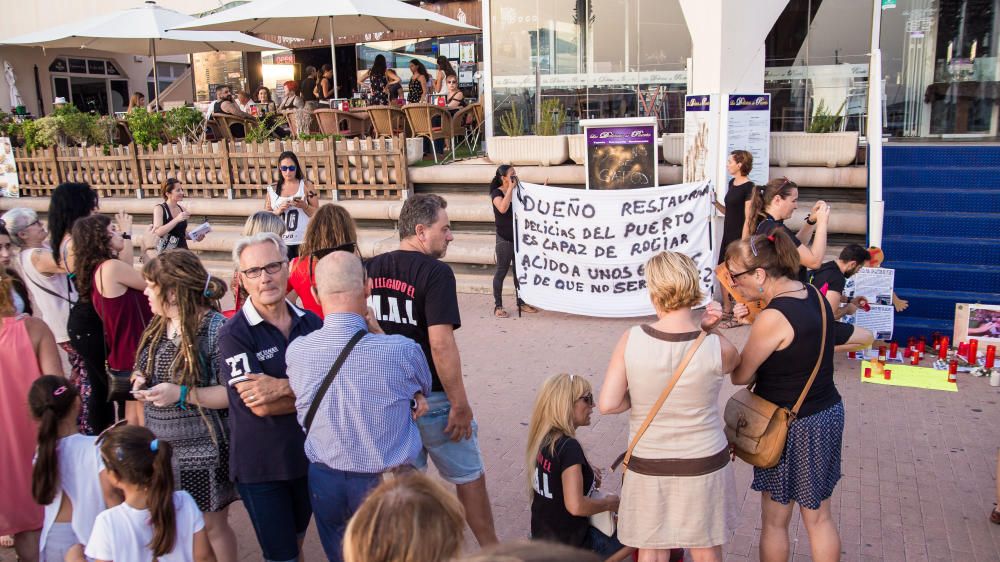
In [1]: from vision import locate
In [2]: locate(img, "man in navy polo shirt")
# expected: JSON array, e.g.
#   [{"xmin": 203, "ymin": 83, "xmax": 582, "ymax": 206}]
[{"xmin": 218, "ymin": 232, "xmax": 322, "ymax": 562}]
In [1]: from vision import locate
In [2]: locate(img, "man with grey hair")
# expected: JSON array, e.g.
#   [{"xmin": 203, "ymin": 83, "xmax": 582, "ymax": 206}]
[
  {"xmin": 217, "ymin": 232, "xmax": 320, "ymax": 562},
  {"xmin": 286, "ymin": 251, "xmax": 431, "ymax": 561},
  {"xmin": 365, "ymin": 193, "xmax": 498, "ymax": 546}
]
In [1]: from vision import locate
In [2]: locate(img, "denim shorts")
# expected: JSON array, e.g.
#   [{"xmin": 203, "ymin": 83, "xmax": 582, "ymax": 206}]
[
  {"xmin": 414, "ymin": 392, "xmax": 485, "ymax": 485},
  {"xmin": 237, "ymin": 476, "xmax": 312, "ymax": 562}
]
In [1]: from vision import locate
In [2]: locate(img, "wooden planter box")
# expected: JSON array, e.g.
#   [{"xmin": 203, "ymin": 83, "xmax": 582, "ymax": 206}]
[
  {"xmin": 769, "ymin": 132, "xmax": 859, "ymax": 167},
  {"xmin": 13, "ymin": 136, "xmax": 410, "ymax": 200},
  {"xmin": 488, "ymin": 135, "xmax": 569, "ymax": 166}
]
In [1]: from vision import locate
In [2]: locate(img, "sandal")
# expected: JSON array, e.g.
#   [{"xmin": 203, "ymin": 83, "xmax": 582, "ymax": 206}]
[
  {"xmin": 991, "ymin": 507, "xmax": 1000, "ymax": 525},
  {"xmin": 494, "ymin": 306, "xmax": 509, "ymax": 318},
  {"xmin": 518, "ymin": 303, "xmax": 540, "ymax": 313}
]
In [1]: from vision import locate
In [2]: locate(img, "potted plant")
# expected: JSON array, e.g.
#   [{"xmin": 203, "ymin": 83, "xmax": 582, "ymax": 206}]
[
  {"xmin": 488, "ymin": 100, "xmax": 569, "ymax": 166},
  {"xmin": 770, "ymin": 100, "xmax": 859, "ymax": 168}
]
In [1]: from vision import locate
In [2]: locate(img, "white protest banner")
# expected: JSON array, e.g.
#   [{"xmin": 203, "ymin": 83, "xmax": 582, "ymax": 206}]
[{"xmin": 512, "ymin": 181, "xmax": 714, "ymax": 318}]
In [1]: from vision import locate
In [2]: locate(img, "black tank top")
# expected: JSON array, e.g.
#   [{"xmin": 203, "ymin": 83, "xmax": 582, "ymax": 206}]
[
  {"xmin": 160, "ymin": 203, "xmax": 188, "ymax": 249},
  {"xmin": 754, "ymin": 286, "xmax": 840, "ymax": 418}
]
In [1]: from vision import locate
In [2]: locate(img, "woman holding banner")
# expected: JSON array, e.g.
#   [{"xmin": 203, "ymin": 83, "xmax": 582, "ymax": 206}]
[{"xmin": 490, "ymin": 165, "xmax": 538, "ymax": 318}]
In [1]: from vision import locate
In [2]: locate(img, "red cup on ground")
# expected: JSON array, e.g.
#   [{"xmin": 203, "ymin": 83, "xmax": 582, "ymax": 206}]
[
  {"xmin": 884, "ymin": 369, "xmax": 892, "ymax": 380},
  {"xmin": 864, "ymin": 367, "xmax": 872, "ymax": 378}
]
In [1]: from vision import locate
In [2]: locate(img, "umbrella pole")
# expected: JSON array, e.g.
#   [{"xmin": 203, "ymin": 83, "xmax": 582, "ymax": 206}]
[
  {"xmin": 151, "ymin": 39, "xmax": 161, "ymax": 110},
  {"xmin": 329, "ymin": 16, "xmax": 339, "ymax": 99}
]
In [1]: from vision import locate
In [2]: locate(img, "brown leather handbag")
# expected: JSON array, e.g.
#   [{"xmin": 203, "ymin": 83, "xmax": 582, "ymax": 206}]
[{"xmin": 724, "ymin": 284, "xmax": 828, "ymax": 469}]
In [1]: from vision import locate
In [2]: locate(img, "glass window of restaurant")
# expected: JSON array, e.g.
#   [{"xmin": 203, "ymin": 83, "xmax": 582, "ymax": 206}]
[
  {"xmin": 355, "ymin": 34, "xmax": 483, "ymax": 100},
  {"xmin": 489, "ymin": 0, "xmax": 691, "ymax": 136},
  {"xmin": 193, "ymin": 51, "xmax": 248, "ymax": 102},
  {"xmin": 880, "ymin": 0, "xmax": 1000, "ymax": 137}
]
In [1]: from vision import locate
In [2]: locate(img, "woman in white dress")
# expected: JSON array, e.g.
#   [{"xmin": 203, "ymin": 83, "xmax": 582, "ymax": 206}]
[{"xmin": 263, "ymin": 151, "xmax": 319, "ymax": 259}]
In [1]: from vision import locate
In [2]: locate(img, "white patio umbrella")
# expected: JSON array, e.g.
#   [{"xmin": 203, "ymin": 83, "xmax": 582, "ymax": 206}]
[
  {"xmin": 0, "ymin": 1, "xmax": 285, "ymax": 104},
  {"xmin": 173, "ymin": 0, "xmax": 479, "ymax": 98},
  {"xmin": 3, "ymin": 61, "xmax": 23, "ymax": 110}
]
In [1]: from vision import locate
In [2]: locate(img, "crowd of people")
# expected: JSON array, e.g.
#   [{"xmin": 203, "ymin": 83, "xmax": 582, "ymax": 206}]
[{"xmin": 0, "ymin": 159, "xmax": 881, "ymax": 562}]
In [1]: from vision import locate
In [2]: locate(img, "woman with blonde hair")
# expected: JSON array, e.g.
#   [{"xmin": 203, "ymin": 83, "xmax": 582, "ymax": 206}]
[
  {"xmin": 131, "ymin": 249, "xmax": 238, "ymax": 562},
  {"xmin": 599, "ymin": 251, "xmax": 740, "ymax": 562},
  {"xmin": 127, "ymin": 92, "xmax": 146, "ymax": 113},
  {"xmin": 343, "ymin": 471, "xmax": 464, "ymax": 562},
  {"xmin": 286, "ymin": 203, "xmax": 358, "ymax": 316},
  {"xmin": 526, "ymin": 373, "xmax": 622, "ymax": 557}
]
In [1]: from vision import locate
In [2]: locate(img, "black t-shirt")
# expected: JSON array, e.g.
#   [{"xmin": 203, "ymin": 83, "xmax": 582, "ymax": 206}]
[
  {"xmin": 365, "ymin": 250, "xmax": 462, "ymax": 392},
  {"xmin": 808, "ymin": 261, "xmax": 846, "ymax": 296},
  {"xmin": 490, "ymin": 187, "xmax": 514, "ymax": 242},
  {"xmin": 721, "ymin": 179, "xmax": 754, "ymax": 247},
  {"xmin": 755, "ymin": 288, "xmax": 840, "ymax": 418},
  {"xmin": 756, "ymin": 214, "xmax": 806, "ymax": 281},
  {"xmin": 530, "ymin": 436, "xmax": 594, "ymax": 548},
  {"xmin": 300, "ymin": 77, "xmax": 317, "ymax": 102}
]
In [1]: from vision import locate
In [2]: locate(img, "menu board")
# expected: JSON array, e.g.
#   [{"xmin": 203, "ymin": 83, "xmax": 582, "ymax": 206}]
[
  {"xmin": 725, "ymin": 94, "xmax": 770, "ymax": 186},
  {"xmin": 0, "ymin": 137, "xmax": 19, "ymax": 198},
  {"xmin": 582, "ymin": 118, "xmax": 658, "ymax": 190}
]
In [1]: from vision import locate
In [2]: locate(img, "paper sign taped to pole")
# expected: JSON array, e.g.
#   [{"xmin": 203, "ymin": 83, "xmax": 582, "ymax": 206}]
[{"xmin": 512, "ymin": 181, "xmax": 714, "ymax": 318}]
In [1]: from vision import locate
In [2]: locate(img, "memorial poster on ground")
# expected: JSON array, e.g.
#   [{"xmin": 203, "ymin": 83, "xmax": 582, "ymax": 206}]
[
  {"xmin": 512, "ymin": 181, "xmax": 713, "ymax": 318},
  {"xmin": 725, "ymin": 94, "xmax": 770, "ymax": 186},
  {"xmin": 844, "ymin": 267, "xmax": 895, "ymax": 340},
  {"xmin": 0, "ymin": 137, "xmax": 19, "ymax": 197},
  {"xmin": 582, "ymin": 118, "xmax": 658, "ymax": 190},
  {"xmin": 683, "ymin": 95, "xmax": 718, "ymax": 183}
]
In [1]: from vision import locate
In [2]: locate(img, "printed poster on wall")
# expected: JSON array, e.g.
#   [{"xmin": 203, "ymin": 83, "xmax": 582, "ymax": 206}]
[
  {"xmin": 0, "ymin": 137, "xmax": 19, "ymax": 197},
  {"xmin": 726, "ymin": 94, "xmax": 770, "ymax": 186},
  {"xmin": 582, "ymin": 118, "xmax": 658, "ymax": 190},
  {"xmin": 683, "ymin": 95, "xmax": 719, "ymax": 183},
  {"xmin": 512, "ymin": 181, "xmax": 714, "ymax": 318}
]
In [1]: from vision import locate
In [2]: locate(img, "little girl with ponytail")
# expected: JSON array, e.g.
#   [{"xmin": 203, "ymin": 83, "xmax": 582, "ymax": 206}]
[
  {"xmin": 86, "ymin": 424, "xmax": 213, "ymax": 562},
  {"xmin": 29, "ymin": 375, "xmax": 113, "ymax": 562}
]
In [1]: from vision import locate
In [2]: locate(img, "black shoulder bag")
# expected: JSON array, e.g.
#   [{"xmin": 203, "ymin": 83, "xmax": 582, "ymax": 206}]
[{"xmin": 303, "ymin": 329, "xmax": 366, "ymax": 435}]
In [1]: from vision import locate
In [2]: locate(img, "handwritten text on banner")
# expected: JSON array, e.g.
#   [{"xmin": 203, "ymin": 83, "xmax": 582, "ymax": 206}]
[{"xmin": 512, "ymin": 181, "xmax": 714, "ymax": 318}]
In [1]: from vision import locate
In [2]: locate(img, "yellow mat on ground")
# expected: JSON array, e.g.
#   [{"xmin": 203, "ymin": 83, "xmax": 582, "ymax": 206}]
[{"xmin": 860, "ymin": 360, "xmax": 958, "ymax": 392}]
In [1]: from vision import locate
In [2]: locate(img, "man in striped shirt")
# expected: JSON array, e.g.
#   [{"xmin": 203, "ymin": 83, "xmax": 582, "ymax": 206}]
[{"xmin": 286, "ymin": 251, "xmax": 431, "ymax": 562}]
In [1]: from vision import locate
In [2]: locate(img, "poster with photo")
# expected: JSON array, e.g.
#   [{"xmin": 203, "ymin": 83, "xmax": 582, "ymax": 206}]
[
  {"xmin": 725, "ymin": 94, "xmax": 770, "ymax": 186},
  {"xmin": 460, "ymin": 42, "xmax": 475, "ymax": 64},
  {"xmin": 844, "ymin": 267, "xmax": 895, "ymax": 340},
  {"xmin": 953, "ymin": 303, "xmax": 1000, "ymax": 347},
  {"xmin": 582, "ymin": 118, "xmax": 658, "ymax": 190},
  {"xmin": 0, "ymin": 137, "xmax": 19, "ymax": 197}
]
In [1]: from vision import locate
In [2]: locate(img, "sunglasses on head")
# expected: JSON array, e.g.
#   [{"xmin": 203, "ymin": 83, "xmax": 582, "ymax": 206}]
[
  {"xmin": 309, "ymin": 242, "xmax": 359, "ymax": 282},
  {"xmin": 279, "ymin": 165, "xmax": 297, "ymax": 172}
]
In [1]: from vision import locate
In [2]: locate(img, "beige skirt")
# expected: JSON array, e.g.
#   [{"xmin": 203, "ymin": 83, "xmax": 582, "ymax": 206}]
[{"xmin": 617, "ymin": 463, "xmax": 736, "ymax": 549}]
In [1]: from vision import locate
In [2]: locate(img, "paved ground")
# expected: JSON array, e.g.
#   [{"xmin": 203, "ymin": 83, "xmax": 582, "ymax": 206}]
[{"xmin": 5, "ymin": 293, "xmax": 1000, "ymax": 561}]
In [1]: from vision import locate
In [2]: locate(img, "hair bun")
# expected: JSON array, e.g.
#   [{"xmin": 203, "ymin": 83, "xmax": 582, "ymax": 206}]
[{"xmin": 204, "ymin": 276, "xmax": 227, "ymax": 301}]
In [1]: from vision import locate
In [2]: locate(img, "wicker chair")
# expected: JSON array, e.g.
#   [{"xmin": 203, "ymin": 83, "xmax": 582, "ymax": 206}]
[
  {"xmin": 282, "ymin": 109, "xmax": 317, "ymax": 138},
  {"xmin": 314, "ymin": 109, "xmax": 369, "ymax": 138},
  {"xmin": 212, "ymin": 113, "xmax": 251, "ymax": 141},
  {"xmin": 453, "ymin": 102, "xmax": 484, "ymax": 154},
  {"xmin": 402, "ymin": 103, "xmax": 456, "ymax": 163},
  {"xmin": 366, "ymin": 106, "xmax": 408, "ymax": 138}
]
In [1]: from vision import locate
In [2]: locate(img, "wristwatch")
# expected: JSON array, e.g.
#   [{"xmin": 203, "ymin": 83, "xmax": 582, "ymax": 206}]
[
  {"xmin": 121, "ymin": 233, "xmax": 132, "ymax": 240},
  {"xmin": 805, "ymin": 215, "xmax": 817, "ymax": 226}
]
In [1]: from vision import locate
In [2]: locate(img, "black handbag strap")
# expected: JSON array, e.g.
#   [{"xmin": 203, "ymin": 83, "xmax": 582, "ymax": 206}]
[
  {"xmin": 304, "ymin": 329, "xmax": 366, "ymax": 435},
  {"xmin": 25, "ymin": 268, "xmax": 73, "ymax": 304}
]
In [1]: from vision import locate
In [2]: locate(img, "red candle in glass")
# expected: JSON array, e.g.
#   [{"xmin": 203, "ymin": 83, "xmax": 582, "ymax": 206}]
[
  {"xmin": 903, "ymin": 347, "xmax": 912, "ymax": 358},
  {"xmin": 917, "ymin": 340, "xmax": 926, "ymax": 359},
  {"xmin": 878, "ymin": 345, "xmax": 887, "ymax": 362},
  {"xmin": 889, "ymin": 342, "xmax": 899, "ymax": 359},
  {"xmin": 969, "ymin": 339, "xmax": 979, "ymax": 365},
  {"xmin": 986, "ymin": 345, "xmax": 996, "ymax": 370},
  {"xmin": 959, "ymin": 342, "xmax": 968, "ymax": 357},
  {"xmin": 884, "ymin": 369, "xmax": 892, "ymax": 380},
  {"xmin": 939, "ymin": 336, "xmax": 949, "ymax": 360},
  {"xmin": 864, "ymin": 367, "xmax": 872, "ymax": 378},
  {"xmin": 949, "ymin": 360, "xmax": 958, "ymax": 375},
  {"xmin": 848, "ymin": 351, "xmax": 856, "ymax": 359},
  {"xmin": 911, "ymin": 352, "xmax": 920, "ymax": 366}
]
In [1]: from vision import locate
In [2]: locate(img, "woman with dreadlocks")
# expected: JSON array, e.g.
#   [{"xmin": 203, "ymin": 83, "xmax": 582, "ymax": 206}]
[{"xmin": 131, "ymin": 249, "xmax": 238, "ymax": 562}]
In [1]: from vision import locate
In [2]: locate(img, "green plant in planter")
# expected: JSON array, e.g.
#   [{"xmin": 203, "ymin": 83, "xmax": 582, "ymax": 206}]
[
  {"xmin": 534, "ymin": 98, "xmax": 566, "ymax": 136},
  {"xmin": 296, "ymin": 132, "xmax": 342, "ymax": 142},
  {"xmin": 59, "ymin": 110, "xmax": 97, "ymax": 146},
  {"xmin": 125, "ymin": 108, "xmax": 165, "ymax": 149},
  {"xmin": 807, "ymin": 100, "xmax": 845, "ymax": 133},
  {"xmin": 498, "ymin": 104, "xmax": 526, "ymax": 137},
  {"xmin": 163, "ymin": 106, "xmax": 206, "ymax": 143},
  {"xmin": 28, "ymin": 117, "xmax": 61, "ymax": 151}
]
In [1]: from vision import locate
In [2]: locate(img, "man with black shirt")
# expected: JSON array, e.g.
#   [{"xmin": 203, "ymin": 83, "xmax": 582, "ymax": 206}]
[
  {"xmin": 365, "ymin": 193, "xmax": 498, "ymax": 547},
  {"xmin": 807, "ymin": 244, "xmax": 874, "ymax": 351}
]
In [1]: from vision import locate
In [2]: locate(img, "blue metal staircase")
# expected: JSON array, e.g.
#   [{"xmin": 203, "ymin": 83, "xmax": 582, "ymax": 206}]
[{"xmin": 881, "ymin": 144, "xmax": 1000, "ymax": 343}]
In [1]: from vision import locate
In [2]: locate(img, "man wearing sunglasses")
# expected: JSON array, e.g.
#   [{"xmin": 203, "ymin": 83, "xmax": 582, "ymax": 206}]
[
  {"xmin": 365, "ymin": 193, "xmax": 499, "ymax": 547},
  {"xmin": 218, "ymin": 232, "xmax": 322, "ymax": 562}
]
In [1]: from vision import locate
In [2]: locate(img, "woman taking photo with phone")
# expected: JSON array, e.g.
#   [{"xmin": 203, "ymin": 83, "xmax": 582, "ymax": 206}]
[
  {"xmin": 264, "ymin": 151, "xmax": 319, "ymax": 259},
  {"xmin": 748, "ymin": 178, "xmax": 830, "ymax": 277},
  {"xmin": 132, "ymin": 249, "xmax": 237, "ymax": 562}
]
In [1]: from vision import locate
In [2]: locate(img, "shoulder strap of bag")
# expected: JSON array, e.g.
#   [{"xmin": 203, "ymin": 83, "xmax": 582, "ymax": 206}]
[
  {"xmin": 790, "ymin": 284, "xmax": 829, "ymax": 417},
  {"xmin": 303, "ymin": 329, "xmax": 366, "ymax": 435},
  {"xmin": 620, "ymin": 330, "xmax": 708, "ymax": 469},
  {"xmin": 24, "ymin": 264, "xmax": 72, "ymax": 304}
]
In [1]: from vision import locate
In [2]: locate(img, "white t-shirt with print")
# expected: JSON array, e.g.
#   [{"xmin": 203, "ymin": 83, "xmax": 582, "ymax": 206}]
[
  {"xmin": 85, "ymin": 491, "xmax": 204, "ymax": 562},
  {"xmin": 266, "ymin": 180, "xmax": 309, "ymax": 247}
]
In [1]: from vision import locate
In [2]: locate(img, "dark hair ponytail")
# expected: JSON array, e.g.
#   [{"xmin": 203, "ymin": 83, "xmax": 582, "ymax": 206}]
[
  {"xmin": 29, "ymin": 375, "xmax": 80, "ymax": 505},
  {"xmin": 490, "ymin": 164, "xmax": 512, "ymax": 191},
  {"xmin": 99, "ymin": 425, "xmax": 177, "ymax": 557},
  {"xmin": 748, "ymin": 177, "xmax": 798, "ymax": 234},
  {"xmin": 726, "ymin": 230, "xmax": 800, "ymax": 281}
]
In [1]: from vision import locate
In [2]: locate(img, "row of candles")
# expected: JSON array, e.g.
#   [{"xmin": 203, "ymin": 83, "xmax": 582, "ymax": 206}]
[{"xmin": 859, "ymin": 334, "xmax": 996, "ymax": 383}]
